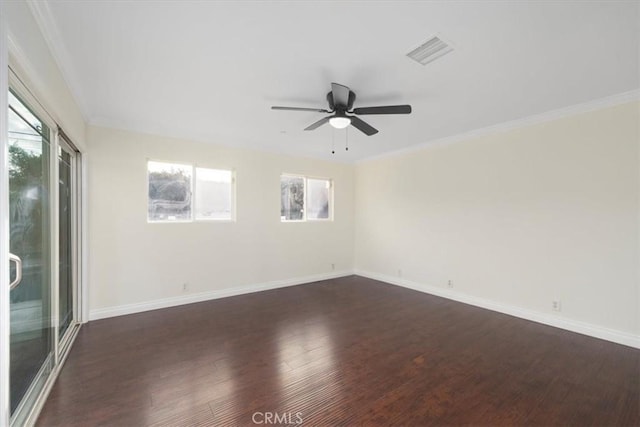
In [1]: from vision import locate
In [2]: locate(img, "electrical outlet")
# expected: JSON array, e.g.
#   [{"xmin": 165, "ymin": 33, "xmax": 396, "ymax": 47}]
[
  {"xmin": 552, "ymin": 300, "xmax": 561, "ymax": 312},
  {"xmin": 331, "ymin": 263, "xmax": 335, "ymax": 271},
  {"xmin": 182, "ymin": 282, "xmax": 188, "ymax": 292},
  {"xmin": 447, "ymin": 280, "xmax": 453, "ymax": 288},
  {"xmin": 397, "ymin": 269, "xmax": 402, "ymax": 277}
]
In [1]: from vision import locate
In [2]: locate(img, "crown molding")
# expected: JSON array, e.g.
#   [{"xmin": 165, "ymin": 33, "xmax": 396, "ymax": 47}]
[
  {"xmin": 25, "ymin": 0, "xmax": 90, "ymax": 122},
  {"xmin": 88, "ymin": 116, "xmax": 354, "ymax": 165},
  {"xmin": 358, "ymin": 89, "xmax": 640, "ymax": 164}
]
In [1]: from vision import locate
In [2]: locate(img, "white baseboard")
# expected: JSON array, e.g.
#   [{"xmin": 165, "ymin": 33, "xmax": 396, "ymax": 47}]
[
  {"xmin": 89, "ymin": 269, "xmax": 639, "ymax": 349},
  {"xmin": 354, "ymin": 270, "xmax": 640, "ymax": 349},
  {"xmin": 89, "ymin": 270, "xmax": 354, "ymax": 321}
]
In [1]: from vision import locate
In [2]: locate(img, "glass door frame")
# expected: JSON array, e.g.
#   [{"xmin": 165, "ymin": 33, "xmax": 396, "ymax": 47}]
[
  {"xmin": 6, "ymin": 67, "xmax": 83, "ymax": 427},
  {"xmin": 1, "ymin": 3, "xmax": 11, "ymax": 425},
  {"xmin": 55, "ymin": 131, "xmax": 81, "ymax": 362}
]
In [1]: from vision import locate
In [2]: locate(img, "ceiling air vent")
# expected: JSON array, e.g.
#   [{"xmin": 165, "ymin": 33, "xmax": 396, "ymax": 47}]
[{"xmin": 407, "ymin": 35, "xmax": 453, "ymax": 66}]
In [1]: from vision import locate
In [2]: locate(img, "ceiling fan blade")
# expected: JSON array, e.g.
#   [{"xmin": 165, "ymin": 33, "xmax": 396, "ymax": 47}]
[
  {"xmin": 272, "ymin": 106, "xmax": 329, "ymax": 113},
  {"xmin": 304, "ymin": 117, "xmax": 330, "ymax": 131},
  {"xmin": 352, "ymin": 105, "xmax": 412, "ymax": 115},
  {"xmin": 349, "ymin": 116, "xmax": 378, "ymax": 136},
  {"xmin": 331, "ymin": 83, "xmax": 350, "ymax": 108}
]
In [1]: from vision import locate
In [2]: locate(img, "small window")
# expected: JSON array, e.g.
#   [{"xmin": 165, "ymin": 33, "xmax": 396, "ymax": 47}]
[
  {"xmin": 281, "ymin": 175, "xmax": 305, "ymax": 221},
  {"xmin": 306, "ymin": 178, "xmax": 331, "ymax": 220},
  {"xmin": 195, "ymin": 168, "xmax": 233, "ymax": 220},
  {"xmin": 148, "ymin": 161, "xmax": 193, "ymax": 222},
  {"xmin": 281, "ymin": 175, "xmax": 332, "ymax": 222}
]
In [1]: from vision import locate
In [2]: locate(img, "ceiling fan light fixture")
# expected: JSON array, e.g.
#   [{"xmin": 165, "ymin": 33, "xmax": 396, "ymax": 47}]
[{"xmin": 329, "ymin": 116, "xmax": 351, "ymax": 129}]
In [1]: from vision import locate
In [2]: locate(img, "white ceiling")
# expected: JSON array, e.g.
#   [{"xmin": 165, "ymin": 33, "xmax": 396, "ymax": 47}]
[{"xmin": 40, "ymin": 1, "xmax": 639, "ymax": 162}]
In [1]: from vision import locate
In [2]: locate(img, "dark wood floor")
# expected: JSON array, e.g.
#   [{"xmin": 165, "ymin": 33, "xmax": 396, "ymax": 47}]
[{"xmin": 37, "ymin": 276, "xmax": 639, "ymax": 426}]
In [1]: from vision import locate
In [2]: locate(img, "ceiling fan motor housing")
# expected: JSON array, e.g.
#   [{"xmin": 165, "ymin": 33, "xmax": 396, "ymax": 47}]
[{"xmin": 327, "ymin": 90, "xmax": 356, "ymax": 112}]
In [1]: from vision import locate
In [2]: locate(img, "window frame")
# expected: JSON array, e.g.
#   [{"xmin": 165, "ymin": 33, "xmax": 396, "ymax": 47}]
[
  {"xmin": 146, "ymin": 159, "xmax": 235, "ymax": 224},
  {"xmin": 194, "ymin": 166, "xmax": 236, "ymax": 222},
  {"xmin": 280, "ymin": 173, "xmax": 307, "ymax": 222},
  {"xmin": 146, "ymin": 159, "xmax": 194, "ymax": 224},
  {"xmin": 305, "ymin": 176, "xmax": 333, "ymax": 222},
  {"xmin": 280, "ymin": 173, "xmax": 333, "ymax": 223}
]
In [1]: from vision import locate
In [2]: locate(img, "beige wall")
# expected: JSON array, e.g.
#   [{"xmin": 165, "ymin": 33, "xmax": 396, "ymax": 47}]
[
  {"xmin": 87, "ymin": 126, "xmax": 355, "ymax": 313},
  {"xmin": 6, "ymin": 0, "xmax": 86, "ymax": 148},
  {"xmin": 355, "ymin": 101, "xmax": 640, "ymax": 337},
  {"xmin": 89, "ymin": 101, "xmax": 639, "ymax": 343}
]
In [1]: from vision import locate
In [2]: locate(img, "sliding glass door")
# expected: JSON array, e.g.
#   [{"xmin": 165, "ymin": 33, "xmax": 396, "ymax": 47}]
[
  {"xmin": 7, "ymin": 76, "xmax": 82, "ymax": 425},
  {"xmin": 8, "ymin": 89, "xmax": 54, "ymax": 422}
]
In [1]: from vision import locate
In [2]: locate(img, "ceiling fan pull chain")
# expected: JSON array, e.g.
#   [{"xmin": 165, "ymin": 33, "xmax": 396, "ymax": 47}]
[
  {"xmin": 345, "ymin": 127, "xmax": 349, "ymax": 151},
  {"xmin": 331, "ymin": 128, "xmax": 335, "ymax": 154}
]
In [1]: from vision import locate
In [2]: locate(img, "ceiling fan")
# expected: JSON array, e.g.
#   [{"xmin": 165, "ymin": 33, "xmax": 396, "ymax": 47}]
[{"xmin": 271, "ymin": 83, "xmax": 411, "ymax": 136}]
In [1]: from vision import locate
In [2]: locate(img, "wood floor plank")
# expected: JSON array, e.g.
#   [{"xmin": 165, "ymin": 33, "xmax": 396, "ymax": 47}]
[{"xmin": 36, "ymin": 276, "xmax": 640, "ymax": 426}]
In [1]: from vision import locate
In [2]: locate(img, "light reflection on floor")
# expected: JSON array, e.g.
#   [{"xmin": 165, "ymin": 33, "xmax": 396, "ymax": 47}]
[{"xmin": 272, "ymin": 315, "xmax": 348, "ymax": 418}]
